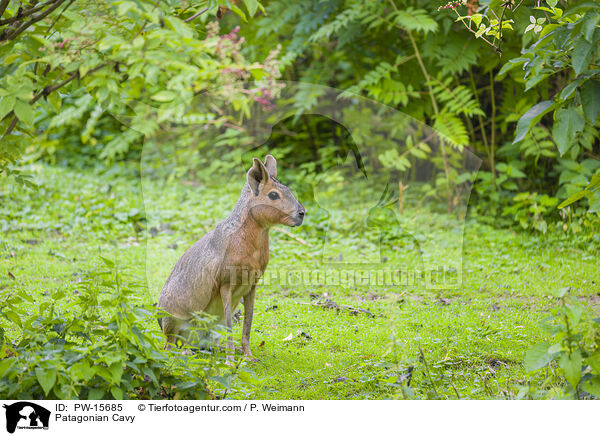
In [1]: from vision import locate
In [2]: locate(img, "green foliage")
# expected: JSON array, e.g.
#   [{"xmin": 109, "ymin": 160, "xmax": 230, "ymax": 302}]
[
  {"xmin": 0, "ymin": 259, "xmax": 242, "ymax": 399},
  {"xmin": 499, "ymin": 1, "xmax": 600, "ymax": 213},
  {"xmin": 0, "ymin": 0, "xmax": 276, "ymax": 179},
  {"xmin": 390, "ymin": 7, "xmax": 438, "ymax": 34},
  {"xmin": 0, "ymin": 0, "xmax": 599, "ymax": 234},
  {"xmin": 504, "ymin": 191, "xmax": 558, "ymax": 234},
  {"xmin": 524, "ymin": 288, "xmax": 600, "ymax": 399}
]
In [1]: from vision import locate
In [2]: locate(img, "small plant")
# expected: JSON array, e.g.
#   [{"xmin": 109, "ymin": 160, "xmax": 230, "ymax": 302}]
[
  {"xmin": 504, "ymin": 191, "xmax": 558, "ymax": 234},
  {"xmin": 525, "ymin": 287, "xmax": 600, "ymax": 399}
]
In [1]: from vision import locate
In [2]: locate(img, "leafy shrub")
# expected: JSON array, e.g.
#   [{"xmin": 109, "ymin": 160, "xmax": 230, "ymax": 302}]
[
  {"xmin": 525, "ymin": 287, "xmax": 600, "ymax": 399},
  {"xmin": 0, "ymin": 258, "xmax": 239, "ymax": 399}
]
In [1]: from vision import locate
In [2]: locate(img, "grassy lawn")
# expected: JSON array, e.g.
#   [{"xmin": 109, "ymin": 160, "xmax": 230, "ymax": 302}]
[{"xmin": 1, "ymin": 165, "xmax": 599, "ymax": 399}]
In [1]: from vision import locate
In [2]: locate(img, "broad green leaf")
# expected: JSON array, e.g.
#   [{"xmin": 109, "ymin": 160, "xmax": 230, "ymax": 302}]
[
  {"xmin": 563, "ymin": 2, "xmax": 600, "ymax": 18},
  {"xmin": 513, "ymin": 101, "xmax": 555, "ymax": 143},
  {"xmin": 588, "ymin": 190, "xmax": 600, "ymax": 213},
  {"xmin": 471, "ymin": 14, "xmax": 483, "ymax": 26},
  {"xmin": 582, "ymin": 377, "xmax": 600, "ymax": 397},
  {"xmin": 1, "ymin": 310, "xmax": 21, "ymax": 326},
  {"xmin": 230, "ymin": 4, "xmax": 248, "ymax": 22},
  {"xmin": 559, "ymin": 349, "xmax": 582, "ymax": 388},
  {"xmin": 0, "ymin": 358, "xmax": 14, "ymax": 376},
  {"xmin": 557, "ymin": 78, "xmax": 583, "ymax": 101},
  {"xmin": 88, "ymin": 388, "xmax": 105, "ymax": 400},
  {"xmin": 524, "ymin": 342, "xmax": 553, "ymax": 372},
  {"xmin": 581, "ymin": 79, "xmax": 600, "ymax": 122},
  {"xmin": 14, "ymin": 100, "xmax": 35, "ymax": 126},
  {"xmin": 525, "ymin": 73, "xmax": 550, "ymax": 91},
  {"xmin": 588, "ymin": 353, "xmax": 600, "ymax": 374},
  {"xmin": 582, "ymin": 11, "xmax": 600, "ymax": 41},
  {"xmin": 496, "ymin": 57, "xmax": 528, "ymax": 79},
  {"xmin": 109, "ymin": 362, "xmax": 124, "ymax": 383},
  {"xmin": 572, "ymin": 38, "xmax": 593, "ymax": 75},
  {"xmin": 552, "ymin": 105, "xmax": 585, "ymax": 155},
  {"xmin": 475, "ymin": 25, "xmax": 487, "ymax": 38},
  {"xmin": 151, "ymin": 91, "xmax": 176, "ymax": 102},
  {"xmin": 540, "ymin": 23, "xmax": 559, "ymax": 38},
  {"xmin": 99, "ymin": 256, "xmax": 114, "ymax": 267},
  {"xmin": 47, "ymin": 93, "xmax": 61, "ymax": 113},
  {"xmin": 164, "ymin": 16, "xmax": 193, "ymax": 39},
  {"xmin": 35, "ymin": 368, "xmax": 58, "ymax": 396},
  {"xmin": 0, "ymin": 95, "xmax": 16, "ymax": 120},
  {"xmin": 244, "ymin": 0, "xmax": 259, "ymax": 17},
  {"xmin": 566, "ymin": 302, "xmax": 583, "ymax": 325},
  {"xmin": 111, "ymin": 386, "xmax": 123, "ymax": 400},
  {"xmin": 558, "ymin": 189, "xmax": 589, "ymax": 208},
  {"xmin": 70, "ymin": 361, "xmax": 96, "ymax": 382}
]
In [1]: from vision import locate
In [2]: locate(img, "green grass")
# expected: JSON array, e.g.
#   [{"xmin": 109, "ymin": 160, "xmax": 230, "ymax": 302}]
[{"xmin": 1, "ymin": 165, "xmax": 599, "ymax": 399}]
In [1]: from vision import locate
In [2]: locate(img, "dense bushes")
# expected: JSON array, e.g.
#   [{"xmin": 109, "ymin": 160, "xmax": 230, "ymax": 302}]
[
  {"xmin": 1, "ymin": 0, "xmax": 599, "ymax": 237},
  {"xmin": 0, "ymin": 258, "xmax": 237, "ymax": 399}
]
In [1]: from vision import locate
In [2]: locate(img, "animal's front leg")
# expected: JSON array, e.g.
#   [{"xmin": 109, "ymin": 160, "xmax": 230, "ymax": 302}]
[
  {"xmin": 242, "ymin": 285, "xmax": 256, "ymax": 357},
  {"xmin": 219, "ymin": 285, "xmax": 234, "ymax": 363}
]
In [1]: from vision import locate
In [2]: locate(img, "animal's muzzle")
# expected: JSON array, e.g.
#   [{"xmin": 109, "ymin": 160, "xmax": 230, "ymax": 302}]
[{"xmin": 293, "ymin": 207, "xmax": 305, "ymax": 226}]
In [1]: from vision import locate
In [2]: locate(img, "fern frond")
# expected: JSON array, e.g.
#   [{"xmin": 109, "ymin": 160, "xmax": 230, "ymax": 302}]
[
  {"xmin": 433, "ymin": 111, "xmax": 469, "ymax": 148},
  {"xmin": 343, "ymin": 55, "xmax": 418, "ymax": 106},
  {"xmin": 428, "ymin": 76, "xmax": 485, "ymax": 118},
  {"xmin": 390, "ymin": 7, "xmax": 438, "ymax": 34},
  {"xmin": 308, "ymin": 4, "xmax": 364, "ymax": 44}
]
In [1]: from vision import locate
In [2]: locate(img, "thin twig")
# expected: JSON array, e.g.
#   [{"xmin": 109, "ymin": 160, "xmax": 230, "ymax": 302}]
[
  {"xmin": 0, "ymin": 0, "xmax": 60, "ymax": 25},
  {"xmin": 44, "ymin": 0, "xmax": 74, "ymax": 36},
  {"xmin": 586, "ymin": 152, "xmax": 600, "ymax": 162},
  {"xmin": 184, "ymin": 6, "xmax": 209, "ymax": 22},
  {"xmin": 34, "ymin": 0, "xmax": 75, "ymax": 75},
  {"xmin": 0, "ymin": 0, "xmax": 12, "ymax": 19},
  {"xmin": 272, "ymin": 227, "xmax": 312, "ymax": 247},
  {"xmin": 2, "ymin": 62, "xmax": 109, "ymax": 138},
  {"xmin": 496, "ymin": 3, "xmax": 509, "ymax": 55},
  {"xmin": 2, "ymin": 0, "xmax": 66, "ymax": 41},
  {"xmin": 453, "ymin": 9, "xmax": 500, "ymax": 51},
  {"xmin": 1, "ymin": 116, "xmax": 18, "ymax": 140}
]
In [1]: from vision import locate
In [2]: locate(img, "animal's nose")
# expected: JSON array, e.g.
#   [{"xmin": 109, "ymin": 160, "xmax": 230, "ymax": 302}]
[{"xmin": 298, "ymin": 209, "xmax": 305, "ymax": 218}]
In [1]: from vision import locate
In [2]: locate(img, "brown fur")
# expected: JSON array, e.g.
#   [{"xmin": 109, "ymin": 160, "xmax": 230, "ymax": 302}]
[{"xmin": 158, "ymin": 155, "xmax": 305, "ymax": 359}]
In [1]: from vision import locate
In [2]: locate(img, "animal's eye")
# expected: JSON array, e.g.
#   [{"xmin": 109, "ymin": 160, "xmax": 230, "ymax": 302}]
[{"xmin": 268, "ymin": 191, "xmax": 280, "ymax": 200}]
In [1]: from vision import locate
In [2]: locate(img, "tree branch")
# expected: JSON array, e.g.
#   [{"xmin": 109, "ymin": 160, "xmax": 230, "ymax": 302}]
[
  {"xmin": 45, "ymin": 0, "xmax": 75, "ymax": 36},
  {"xmin": 0, "ymin": 0, "xmax": 61, "ymax": 26},
  {"xmin": 0, "ymin": 0, "xmax": 11, "ymax": 19},
  {"xmin": 184, "ymin": 6, "xmax": 209, "ymax": 23},
  {"xmin": 1, "ymin": 62, "xmax": 110, "ymax": 139},
  {"xmin": 2, "ymin": 0, "xmax": 66, "ymax": 41}
]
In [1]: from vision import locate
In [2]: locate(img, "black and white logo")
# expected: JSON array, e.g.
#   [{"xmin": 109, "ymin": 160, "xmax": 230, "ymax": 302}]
[{"xmin": 2, "ymin": 402, "xmax": 50, "ymax": 433}]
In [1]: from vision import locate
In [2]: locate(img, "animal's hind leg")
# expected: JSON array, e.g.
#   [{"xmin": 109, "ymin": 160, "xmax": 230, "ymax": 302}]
[{"xmin": 161, "ymin": 316, "xmax": 180, "ymax": 350}]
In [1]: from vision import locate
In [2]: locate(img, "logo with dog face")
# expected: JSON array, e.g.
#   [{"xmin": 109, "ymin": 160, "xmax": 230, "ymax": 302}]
[{"xmin": 2, "ymin": 402, "xmax": 50, "ymax": 433}]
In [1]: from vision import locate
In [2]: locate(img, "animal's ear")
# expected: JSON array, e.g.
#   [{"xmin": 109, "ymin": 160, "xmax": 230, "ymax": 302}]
[
  {"xmin": 247, "ymin": 158, "xmax": 269, "ymax": 195},
  {"xmin": 264, "ymin": 155, "xmax": 277, "ymax": 178}
]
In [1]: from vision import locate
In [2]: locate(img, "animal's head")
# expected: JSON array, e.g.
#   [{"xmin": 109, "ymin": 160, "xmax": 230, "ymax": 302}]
[{"xmin": 245, "ymin": 155, "xmax": 305, "ymax": 227}]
